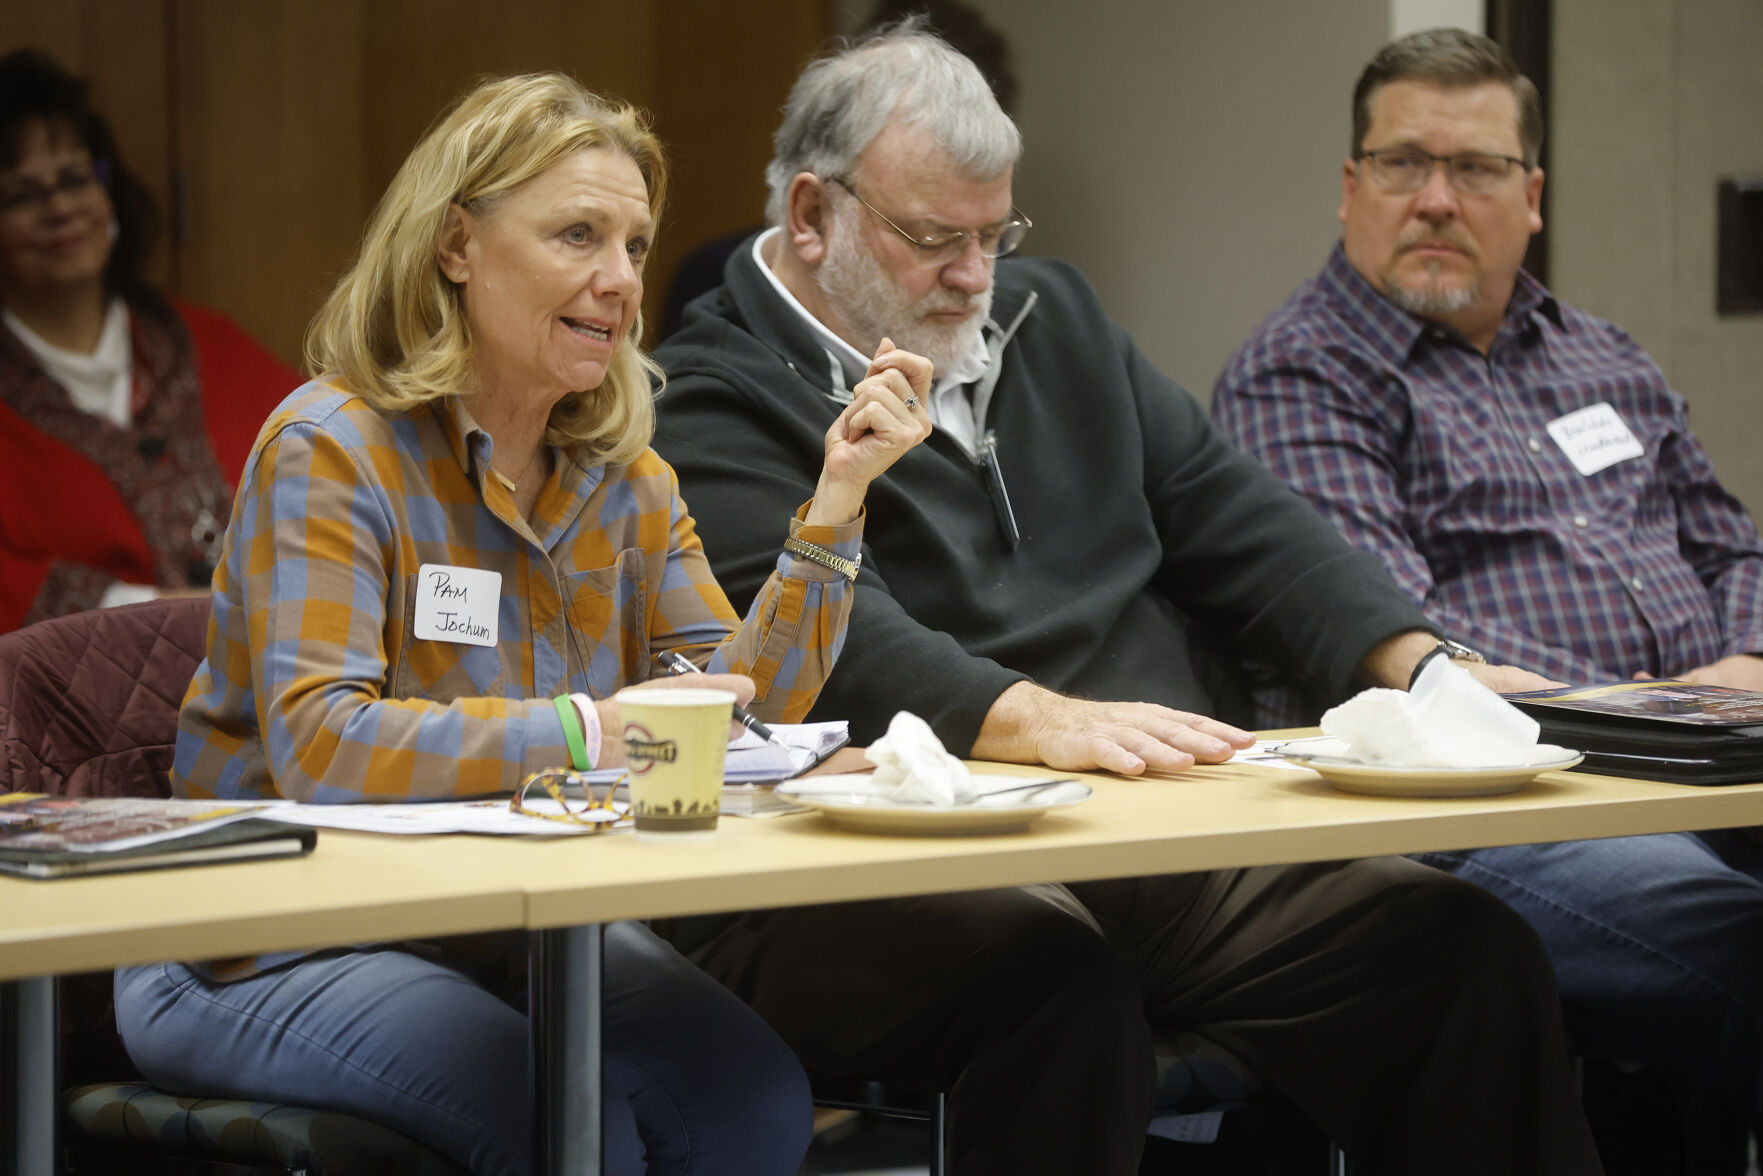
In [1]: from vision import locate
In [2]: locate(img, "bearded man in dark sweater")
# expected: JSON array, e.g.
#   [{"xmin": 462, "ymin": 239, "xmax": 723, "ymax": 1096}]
[{"xmin": 649, "ymin": 21, "xmax": 1598, "ymax": 1176}]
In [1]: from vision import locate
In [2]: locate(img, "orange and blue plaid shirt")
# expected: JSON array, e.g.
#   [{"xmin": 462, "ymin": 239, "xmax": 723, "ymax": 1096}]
[{"xmin": 173, "ymin": 381, "xmax": 859, "ymax": 804}]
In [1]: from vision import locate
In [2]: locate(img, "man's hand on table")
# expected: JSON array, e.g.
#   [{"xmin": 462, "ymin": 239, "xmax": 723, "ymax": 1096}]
[
  {"xmin": 1635, "ymin": 654, "xmax": 1763, "ymax": 692},
  {"xmin": 971, "ymin": 681, "xmax": 1255, "ymax": 776},
  {"xmin": 1461, "ymin": 662, "xmax": 1563, "ymax": 695}
]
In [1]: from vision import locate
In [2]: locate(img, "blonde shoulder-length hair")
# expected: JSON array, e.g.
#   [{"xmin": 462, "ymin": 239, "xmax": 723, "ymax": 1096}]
[{"xmin": 306, "ymin": 72, "xmax": 668, "ymax": 467}]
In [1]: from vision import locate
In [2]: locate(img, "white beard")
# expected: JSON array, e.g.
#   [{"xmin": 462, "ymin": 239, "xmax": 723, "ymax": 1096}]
[{"xmin": 815, "ymin": 210, "xmax": 991, "ymax": 378}]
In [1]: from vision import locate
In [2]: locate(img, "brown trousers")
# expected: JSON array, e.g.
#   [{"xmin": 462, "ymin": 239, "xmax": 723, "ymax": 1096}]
[{"xmin": 659, "ymin": 856, "xmax": 1602, "ymax": 1175}]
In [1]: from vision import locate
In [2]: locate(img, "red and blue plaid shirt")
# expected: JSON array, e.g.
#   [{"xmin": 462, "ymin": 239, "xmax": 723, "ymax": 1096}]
[{"xmin": 1214, "ymin": 245, "xmax": 1763, "ymax": 707}]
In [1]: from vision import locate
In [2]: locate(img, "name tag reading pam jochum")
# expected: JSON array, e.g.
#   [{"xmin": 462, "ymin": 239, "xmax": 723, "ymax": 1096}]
[
  {"xmin": 1545, "ymin": 402, "xmax": 1645, "ymax": 476},
  {"xmin": 414, "ymin": 564, "xmax": 502, "ymax": 647}
]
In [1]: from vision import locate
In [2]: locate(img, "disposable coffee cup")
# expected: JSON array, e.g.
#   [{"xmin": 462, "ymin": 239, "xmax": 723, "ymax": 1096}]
[{"xmin": 615, "ymin": 688, "xmax": 734, "ymax": 840}]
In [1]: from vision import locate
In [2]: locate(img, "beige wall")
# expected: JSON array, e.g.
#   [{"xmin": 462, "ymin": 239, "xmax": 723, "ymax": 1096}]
[
  {"xmin": 1391, "ymin": 0, "xmax": 1482, "ymax": 37},
  {"xmin": 918, "ymin": 0, "xmax": 1392, "ymax": 401},
  {"xmin": 1553, "ymin": 0, "xmax": 1763, "ymax": 519}
]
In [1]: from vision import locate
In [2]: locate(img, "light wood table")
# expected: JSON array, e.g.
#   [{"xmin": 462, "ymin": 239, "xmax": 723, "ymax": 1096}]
[
  {"xmin": 6, "ymin": 749, "xmax": 1763, "ymax": 1176},
  {"xmin": 0, "ymin": 830, "xmax": 528, "ymax": 1176},
  {"xmin": 0, "ymin": 818, "xmax": 528, "ymax": 980},
  {"xmin": 485, "ymin": 755, "xmax": 1763, "ymax": 930}
]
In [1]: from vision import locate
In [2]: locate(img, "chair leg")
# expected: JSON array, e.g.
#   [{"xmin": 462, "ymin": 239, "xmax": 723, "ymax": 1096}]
[
  {"xmin": 1329, "ymin": 1140, "xmax": 1350, "ymax": 1176},
  {"xmin": 930, "ymin": 1091, "xmax": 947, "ymax": 1176},
  {"xmin": 2, "ymin": 976, "xmax": 57, "ymax": 1176}
]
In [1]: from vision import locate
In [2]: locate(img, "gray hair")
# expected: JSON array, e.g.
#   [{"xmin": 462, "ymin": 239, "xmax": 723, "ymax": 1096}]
[{"xmin": 764, "ymin": 17, "xmax": 1022, "ymax": 225}]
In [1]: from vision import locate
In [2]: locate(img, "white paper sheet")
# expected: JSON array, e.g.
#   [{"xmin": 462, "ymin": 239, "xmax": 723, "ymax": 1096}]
[{"xmin": 272, "ymin": 797, "xmax": 628, "ymax": 837}]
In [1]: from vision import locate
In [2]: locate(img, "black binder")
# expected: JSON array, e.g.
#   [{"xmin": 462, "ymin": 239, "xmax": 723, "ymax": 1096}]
[{"xmin": 1505, "ymin": 682, "xmax": 1763, "ymax": 786}]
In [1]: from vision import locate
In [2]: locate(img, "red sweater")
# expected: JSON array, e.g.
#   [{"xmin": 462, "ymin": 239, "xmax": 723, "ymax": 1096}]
[{"xmin": 0, "ymin": 301, "xmax": 299, "ymax": 631}]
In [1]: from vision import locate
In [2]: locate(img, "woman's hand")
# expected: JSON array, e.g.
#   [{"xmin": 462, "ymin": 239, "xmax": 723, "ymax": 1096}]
[
  {"xmin": 590, "ymin": 673, "xmax": 757, "ymax": 767},
  {"xmin": 804, "ymin": 338, "xmax": 934, "ymax": 526}
]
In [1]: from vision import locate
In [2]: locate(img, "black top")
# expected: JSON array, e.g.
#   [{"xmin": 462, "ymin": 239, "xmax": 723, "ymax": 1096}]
[{"xmin": 652, "ymin": 238, "xmax": 1433, "ymax": 752}]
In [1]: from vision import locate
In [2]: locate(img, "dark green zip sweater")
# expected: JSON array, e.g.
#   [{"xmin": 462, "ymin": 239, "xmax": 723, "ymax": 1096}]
[{"xmin": 652, "ymin": 239, "xmax": 1433, "ymax": 753}]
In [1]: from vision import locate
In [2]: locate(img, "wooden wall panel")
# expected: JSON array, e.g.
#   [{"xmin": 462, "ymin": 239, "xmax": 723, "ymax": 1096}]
[
  {"xmin": 651, "ymin": 0, "xmax": 829, "ymax": 226},
  {"xmin": 361, "ymin": 0, "xmax": 660, "ymax": 201},
  {"xmin": 357, "ymin": 0, "xmax": 666, "ymax": 338},
  {"xmin": 171, "ymin": 0, "xmax": 369, "ymax": 368},
  {"xmin": 8, "ymin": 0, "xmax": 830, "ymax": 368},
  {"xmin": 648, "ymin": 0, "xmax": 830, "ymax": 336},
  {"xmin": 0, "ymin": 5, "xmax": 84, "ymax": 57}
]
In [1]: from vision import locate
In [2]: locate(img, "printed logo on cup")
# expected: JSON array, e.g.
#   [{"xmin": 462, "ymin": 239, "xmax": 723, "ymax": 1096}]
[
  {"xmin": 622, "ymin": 721, "xmax": 679, "ymax": 777},
  {"xmin": 614, "ymin": 687, "xmax": 731, "ymax": 835}
]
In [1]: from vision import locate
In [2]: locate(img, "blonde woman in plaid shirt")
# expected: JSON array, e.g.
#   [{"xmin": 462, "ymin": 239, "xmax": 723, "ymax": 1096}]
[{"xmin": 113, "ymin": 74, "xmax": 930, "ymax": 1176}]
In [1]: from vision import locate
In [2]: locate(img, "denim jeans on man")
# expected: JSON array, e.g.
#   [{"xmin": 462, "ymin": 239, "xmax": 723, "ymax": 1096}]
[{"xmin": 1418, "ymin": 829, "xmax": 1763, "ymax": 1117}]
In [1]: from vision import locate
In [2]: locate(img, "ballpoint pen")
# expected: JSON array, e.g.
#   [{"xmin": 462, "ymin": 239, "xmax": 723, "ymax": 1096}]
[{"xmin": 656, "ymin": 649, "xmax": 789, "ymax": 749}]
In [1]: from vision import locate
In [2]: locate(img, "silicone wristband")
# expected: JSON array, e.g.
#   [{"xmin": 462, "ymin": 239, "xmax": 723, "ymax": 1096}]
[
  {"xmin": 569, "ymin": 693, "xmax": 599, "ymax": 770},
  {"xmin": 554, "ymin": 695, "xmax": 591, "ymax": 771}
]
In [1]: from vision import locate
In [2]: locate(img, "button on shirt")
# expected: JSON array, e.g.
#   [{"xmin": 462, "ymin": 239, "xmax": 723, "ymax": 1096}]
[
  {"xmin": 1213, "ymin": 245, "xmax": 1763, "ymax": 685},
  {"xmin": 174, "ymin": 382, "xmax": 860, "ymax": 803}
]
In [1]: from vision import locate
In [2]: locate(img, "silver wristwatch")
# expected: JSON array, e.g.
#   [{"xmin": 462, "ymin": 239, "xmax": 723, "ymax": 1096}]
[
  {"xmin": 1436, "ymin": 638, "xmax": 1486, "ymax": 664},
  {"xmin": 1410, "ymin": 637, "xmax": 1486, "ymax": 688}
]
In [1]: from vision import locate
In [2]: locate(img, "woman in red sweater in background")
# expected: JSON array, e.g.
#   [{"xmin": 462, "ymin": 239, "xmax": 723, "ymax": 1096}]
[{"xmin": 0, "ymin": 49, "xmax": 296, "ymax": 631}]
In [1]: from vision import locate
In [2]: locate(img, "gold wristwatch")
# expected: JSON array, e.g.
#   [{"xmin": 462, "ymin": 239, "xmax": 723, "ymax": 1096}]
[{"xmin": 783, "ymin": 537, "xmax": 861, "ymax": 582}]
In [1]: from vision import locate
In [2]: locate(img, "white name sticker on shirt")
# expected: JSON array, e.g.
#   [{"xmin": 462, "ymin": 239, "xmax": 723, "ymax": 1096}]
[
  {"xmin": 413, "ymin": 564, "xmax": 501, "ymax": 647},
  {"xmin": 1544, "ymin": 402, "xmax": 1645, "ymax": 476}
]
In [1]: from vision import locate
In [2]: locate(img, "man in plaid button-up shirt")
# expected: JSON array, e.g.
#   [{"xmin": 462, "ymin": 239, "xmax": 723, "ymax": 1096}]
[{"xmin": 1215, "ymin": 28, "xmax": 1763, "ymax": 1131}]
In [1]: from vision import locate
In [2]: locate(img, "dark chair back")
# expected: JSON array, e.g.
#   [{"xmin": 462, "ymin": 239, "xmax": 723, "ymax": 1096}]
[
  {"xmin": 0, "ymin": 596, "xmax": 210, "ymax": 798},
  {"xmin": 0, "ymin": 597, "xmax": 212, "ymax": 1085},
  {"xmin": 1, "ymin": 600, "xmax": 468, "ymax": 1173}
]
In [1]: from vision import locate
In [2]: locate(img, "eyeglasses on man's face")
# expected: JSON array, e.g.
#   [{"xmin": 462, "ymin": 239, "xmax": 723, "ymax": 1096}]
[
  {"xmin": 1356, "ymin": 148, "xmax": 1528, "ymax": 196},
  {"xmin": 0, "ymin": 159, "xmax": 111, "ymax": 218},
  {"xmin": 826, "ymin": 177, "xmax": 1030, "ymax": 265}
]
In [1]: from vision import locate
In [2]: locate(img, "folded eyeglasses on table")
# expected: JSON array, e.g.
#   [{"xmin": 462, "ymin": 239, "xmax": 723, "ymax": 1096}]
[{"xmin": 510, "ymin": 768, "xmax": 627, "ymax": 830}]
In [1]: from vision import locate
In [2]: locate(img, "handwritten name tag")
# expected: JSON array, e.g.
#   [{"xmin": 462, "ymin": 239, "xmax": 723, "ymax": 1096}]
[
  {"xmin": 1545, "ymin": 402, "xmax": 1644, "ymax": 476},
  {"xmin": 413, "ymin": 563, "xmax": 501, "ymax": 647}
]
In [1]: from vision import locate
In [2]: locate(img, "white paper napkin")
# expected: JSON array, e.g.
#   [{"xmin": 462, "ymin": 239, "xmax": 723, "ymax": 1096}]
[
  {"xmin": 1319, "ymin": 654, "xmax": 1540, "ymax": 768},
  {"xmin": 865, "ymin": 711, "xmax": 977, "ymax": 803}
]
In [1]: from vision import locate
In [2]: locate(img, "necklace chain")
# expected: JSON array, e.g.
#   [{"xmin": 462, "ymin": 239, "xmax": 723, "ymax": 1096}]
[{"xmin": 503, "ymin": 446, "xmax": 544, "ymax": 491}]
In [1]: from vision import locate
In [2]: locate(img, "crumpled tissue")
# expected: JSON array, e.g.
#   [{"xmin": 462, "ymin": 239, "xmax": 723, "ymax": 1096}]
[
  {"xmin": 1320, "ymin": 653, "xmax": 1540, "ymax": 768},
  {"xmin": 866, "ymin": 711, "xmax": 977, "ymax": 804}
]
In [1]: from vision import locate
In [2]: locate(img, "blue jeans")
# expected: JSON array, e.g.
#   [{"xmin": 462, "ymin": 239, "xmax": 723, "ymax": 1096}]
[
  {"xmin": 1416, "ymin": 830, "xmax": 1763, "ymax": 1118},
  {"xmin": 114, "ymin": 921, "xmax": 812, "ymax": 1176}
]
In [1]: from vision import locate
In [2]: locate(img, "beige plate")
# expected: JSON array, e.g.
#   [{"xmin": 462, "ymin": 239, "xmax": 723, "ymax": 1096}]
[
  {"xmin": 1274, "ymin": 737, "xmax": 1585, "ymax": 797},
  {"xmin": 776, "ymin": 774, "xmax": 1092, "ymax": 835}
]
